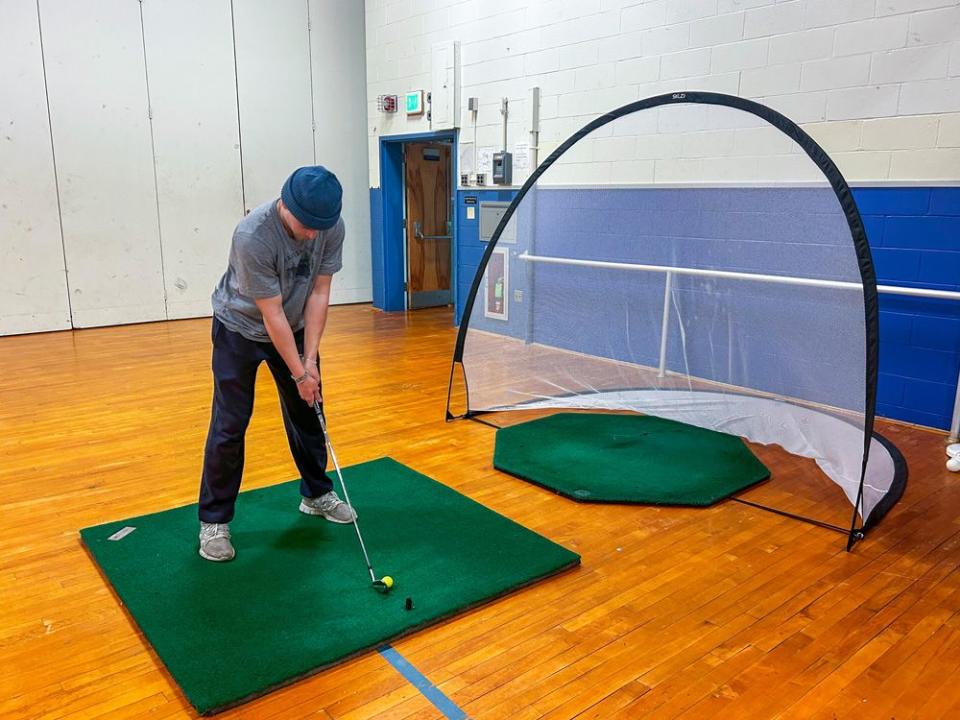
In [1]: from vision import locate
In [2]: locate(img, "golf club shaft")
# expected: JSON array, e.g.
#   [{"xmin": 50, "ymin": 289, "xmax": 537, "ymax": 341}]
[{"xmin": 314, "ymin": 402, "xmax": 377, "ymax": 583}]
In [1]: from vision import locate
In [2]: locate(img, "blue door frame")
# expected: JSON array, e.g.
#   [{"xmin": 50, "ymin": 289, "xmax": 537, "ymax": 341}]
[{"xmin": 375, "ymin": 130, "xmax": 458, "ymax": 312}]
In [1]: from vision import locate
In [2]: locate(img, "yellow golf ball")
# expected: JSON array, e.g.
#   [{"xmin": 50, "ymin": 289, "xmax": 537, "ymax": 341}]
[{"xmin": 382, "ymin": 576, "xmax": 394, "ymax": 588}]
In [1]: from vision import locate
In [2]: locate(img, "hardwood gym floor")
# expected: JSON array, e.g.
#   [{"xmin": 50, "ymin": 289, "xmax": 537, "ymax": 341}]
[{"xmin": 2, "ymin": 304, "xmax": 959, "ymax": 720}]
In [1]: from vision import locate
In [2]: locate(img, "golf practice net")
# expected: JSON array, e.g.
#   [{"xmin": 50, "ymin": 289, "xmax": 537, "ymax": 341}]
[{"xmin": 448, "ymin": 92, "xmax": 907, "ymax": 547}]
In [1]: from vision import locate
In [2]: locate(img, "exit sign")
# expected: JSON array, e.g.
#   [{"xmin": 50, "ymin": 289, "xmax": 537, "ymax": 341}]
[{"xmin": 405, "ymin": 90, "xmax": 424, "ymax": 116}]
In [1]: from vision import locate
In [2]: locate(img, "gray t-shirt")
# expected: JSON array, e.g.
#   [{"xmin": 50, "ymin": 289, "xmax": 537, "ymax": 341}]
[{"xmin": 211, "ymin": 199, "xmax": 344, "ymax": 342}]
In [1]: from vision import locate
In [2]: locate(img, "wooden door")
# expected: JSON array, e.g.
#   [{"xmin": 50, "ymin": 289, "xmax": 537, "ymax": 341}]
[{"xmin": 404, "ymin": 142, "xmax": 452, "ymax": 309}]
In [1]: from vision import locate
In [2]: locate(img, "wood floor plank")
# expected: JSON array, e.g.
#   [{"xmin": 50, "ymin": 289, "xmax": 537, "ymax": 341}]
[{"xmin": 3, "ymin": 305, "xmax": 958, "ymax": 719}]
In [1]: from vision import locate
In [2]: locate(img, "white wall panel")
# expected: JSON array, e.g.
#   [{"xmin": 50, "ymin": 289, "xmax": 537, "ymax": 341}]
[
  {"xmin": 309, "ymin": 0, "xmax": 372, "ymax": 304},
  {"xmin": 39, "ymin": 0, "xmax": 165, "ymax": 328},
  {"xmin": 234, "ymin": 0, "xmax": 315, "ymax": 210},
  {"xmin": 141, "ymin": 0, "xmax": 244, "ymax": 320},
  {"xmin": 0, "ymin": 0, "xmax": 71, "ymax": 335}
]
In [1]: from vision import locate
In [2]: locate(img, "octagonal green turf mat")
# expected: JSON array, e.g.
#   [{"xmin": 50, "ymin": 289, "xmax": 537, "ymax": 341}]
[
  {"xmin": 81, "ymin": 457, "xmax": 579, "ymax": 715},
  {"xmin": 494, "ymin": 413, "xmax": 770, "ymax": 505}
]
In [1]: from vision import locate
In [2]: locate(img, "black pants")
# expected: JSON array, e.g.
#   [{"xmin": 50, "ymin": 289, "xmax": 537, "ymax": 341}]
[{"xmin": 198, "ymin": 317, "xmax": 331, "ymax": 523}]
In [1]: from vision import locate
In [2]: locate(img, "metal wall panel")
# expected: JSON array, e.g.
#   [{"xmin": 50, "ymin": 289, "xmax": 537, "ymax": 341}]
[
  {"xmin": 0, "ymin": 0, "xmax": 71, "ymax": 335},
  {"xmin": 233, "ymin": 0, "xmax": 315, "ymax": 211},
  {"xmin": 309, "ymin": 0, "xmax": 372, "ymax": 304},
  {"xmin": 141, "ymin": 0, "xmax": 244, "ymax": 319},
  {"xmin": 40, "ymin": 0, "xmax": 166, "ymax": 328}
]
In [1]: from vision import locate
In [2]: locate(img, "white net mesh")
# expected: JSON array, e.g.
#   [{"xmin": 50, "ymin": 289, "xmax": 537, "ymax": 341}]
[{"xmin": 459, "ymin": 100, "xmax": 898, "ymax": 524}]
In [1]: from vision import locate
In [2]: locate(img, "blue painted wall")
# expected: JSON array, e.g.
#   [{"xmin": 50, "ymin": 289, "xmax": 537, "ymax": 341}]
[
  {"xmin": 449, "ymin": 186, "xmax": 960, "ymax": 430},
  {"xmin": 861, "ymin": 188, "xmax": 960, "ymax": 429},
  {"xmin": 369, "ymin": 187, "xmax": 384, "ymax": 310}
]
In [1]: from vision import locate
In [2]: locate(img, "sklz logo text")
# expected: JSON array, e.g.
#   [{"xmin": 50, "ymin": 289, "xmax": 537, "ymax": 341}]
[{"xmin": 672, "ymin": 93, "xmax": 686, "ymax": 99}]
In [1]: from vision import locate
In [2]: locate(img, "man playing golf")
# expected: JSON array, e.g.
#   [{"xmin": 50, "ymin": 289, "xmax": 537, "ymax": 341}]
[{"xmin": 197, "ymin": 165, "xmax": 356, "ymax": 562}]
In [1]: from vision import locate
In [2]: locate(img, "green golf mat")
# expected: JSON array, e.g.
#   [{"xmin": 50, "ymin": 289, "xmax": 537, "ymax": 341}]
[
  {"xmin": 81, "ymin": 457, "xmax": 579, "ymax": 715},
  {"xmin": 494, "ymin": 413, "xmax": 770, "ymax": 505}
]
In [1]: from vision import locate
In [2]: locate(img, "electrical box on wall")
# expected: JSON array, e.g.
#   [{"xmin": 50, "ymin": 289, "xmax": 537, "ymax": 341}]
[
  {"xmin": 492, "ymin": 152, "xmax": 513, "ymax": 185},
  {"xmin": 430, "ymin": 41, "xmax": 461, "ymax": 129},
  {"xmin": 479, "ymin": 202, "xmax": 517, "ymax": 243},
  {"xmin": 405, "ymin": 90, "xmax": 424, "ymax": 116}
]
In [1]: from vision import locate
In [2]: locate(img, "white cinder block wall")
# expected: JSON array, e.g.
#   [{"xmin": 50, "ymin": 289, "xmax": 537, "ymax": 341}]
[{"xmin": 364, "ymin": 0, "xmax": 960, "ymax": 185}]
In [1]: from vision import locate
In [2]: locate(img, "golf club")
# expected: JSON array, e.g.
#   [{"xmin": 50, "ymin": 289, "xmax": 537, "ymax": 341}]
[{"xmin": 313, "ymin": 401, "xmax": 393, "ymax": 594}]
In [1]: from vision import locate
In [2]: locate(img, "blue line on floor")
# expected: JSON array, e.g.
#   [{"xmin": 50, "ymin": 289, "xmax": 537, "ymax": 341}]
[{"xmin": 379, "ymin": 645, "xmax": 468, "ymax": 720}]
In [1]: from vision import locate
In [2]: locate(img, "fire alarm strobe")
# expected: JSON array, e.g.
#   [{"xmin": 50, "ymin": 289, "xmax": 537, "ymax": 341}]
[{"xmin": 377, "ymin": 95, "xmax": 398, "ymax": 113}]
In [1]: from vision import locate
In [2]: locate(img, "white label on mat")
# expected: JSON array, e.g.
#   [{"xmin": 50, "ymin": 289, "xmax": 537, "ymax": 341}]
[{"xmin": 107, "ymin": 526, "xmax": 136, "ymax": 541}]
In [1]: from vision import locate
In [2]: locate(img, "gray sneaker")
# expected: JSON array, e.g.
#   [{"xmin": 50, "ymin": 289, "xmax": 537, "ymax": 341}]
[
  {"xmin": 199, "ymin": 522, "xmax": 235, "ymax": 562},
  {"xmin": 299, "ymin": 491, "xmax": 357, "ymax": 524}
]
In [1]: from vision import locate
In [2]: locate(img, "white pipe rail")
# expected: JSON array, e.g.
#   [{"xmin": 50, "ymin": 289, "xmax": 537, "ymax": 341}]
[
  {"xmin": 519, "ymin": 253, "xmax": 960, "ymax": 300},
  {"xmin": 658, "ymin": 271, "xmax": 672, "ymax": 378},
  {"xmin": 519, "ymin": 252, "xmax": 960, "ymax": 441}
]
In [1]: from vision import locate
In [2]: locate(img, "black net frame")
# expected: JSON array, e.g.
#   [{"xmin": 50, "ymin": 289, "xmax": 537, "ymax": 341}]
[{"xmin": 446, "ymin": 91, "xmax": 906, "ymax": 549}]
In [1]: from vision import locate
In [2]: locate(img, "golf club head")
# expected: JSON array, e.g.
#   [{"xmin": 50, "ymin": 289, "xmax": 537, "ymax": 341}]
[{"xmin": 372, "ymin": 575, "xmax": 394, "ymax": 594}]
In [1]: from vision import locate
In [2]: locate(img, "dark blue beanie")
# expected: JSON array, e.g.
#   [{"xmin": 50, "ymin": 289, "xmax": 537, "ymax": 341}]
[{"xmin": 281, "ymin": 166, "xmax": 342, "ymax": 230}]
